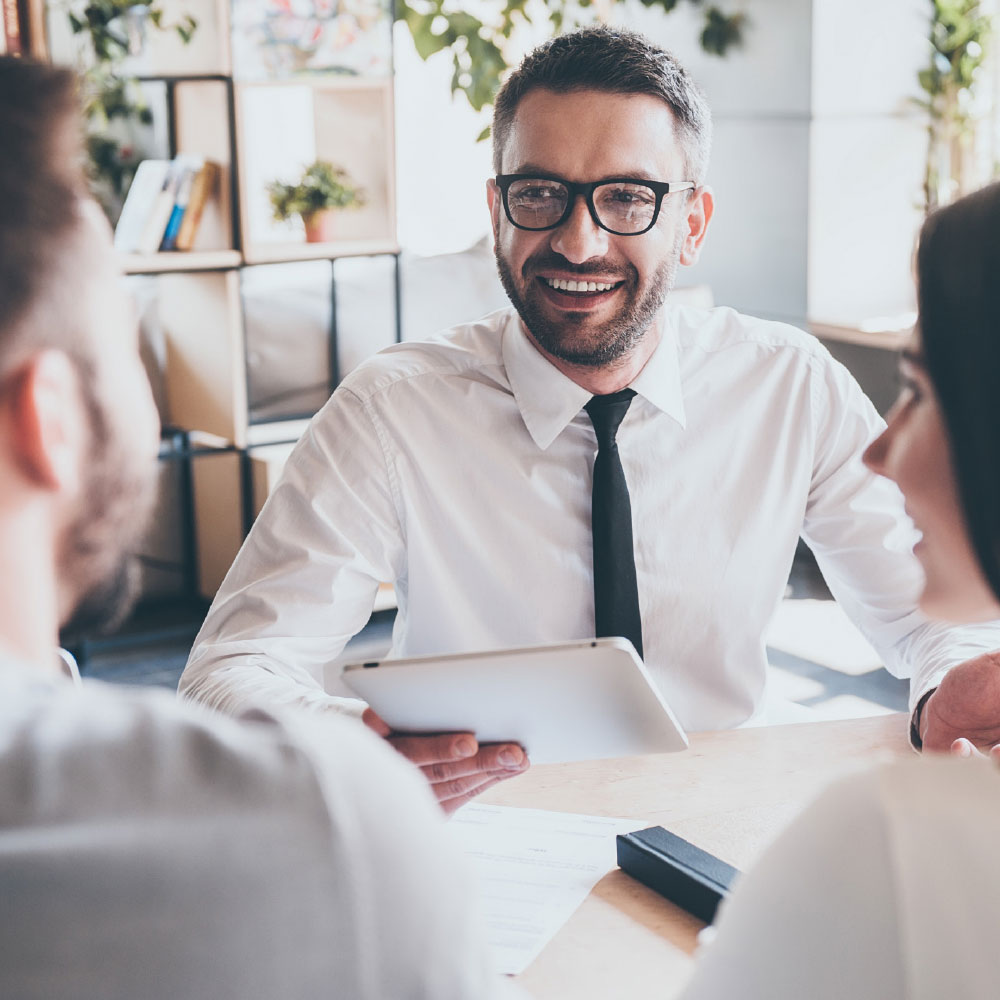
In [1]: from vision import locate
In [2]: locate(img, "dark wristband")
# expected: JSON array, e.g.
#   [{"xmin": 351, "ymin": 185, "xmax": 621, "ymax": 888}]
[{"xmin": 910, "ymin": 688, "xmax": 936, "ymax": 751}]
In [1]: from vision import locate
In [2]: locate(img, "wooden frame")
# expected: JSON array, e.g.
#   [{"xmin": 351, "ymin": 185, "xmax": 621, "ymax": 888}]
[
  {"xmin": 159, "ymin": 269, "xmax": 249, "ymax": 447},
  {"xmin": 190, "ymin": 449, "xmax": 244, "ymax": 598},
  {"xmin": 235, "ymin": 77, "xmax": 398, "ymax": 264}
]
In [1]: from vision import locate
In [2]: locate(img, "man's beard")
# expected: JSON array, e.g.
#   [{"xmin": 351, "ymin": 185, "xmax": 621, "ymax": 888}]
[
  {"xmin": 494, "ymin": 238, "xmax": 682, "ymax": 368},
  {"xmin": 59, "ymin": 376, "xmax": 157, "ymax": 636},
  {"xmin": 61, "ymin": 558, "xmax": 139, "ymax": 636}
]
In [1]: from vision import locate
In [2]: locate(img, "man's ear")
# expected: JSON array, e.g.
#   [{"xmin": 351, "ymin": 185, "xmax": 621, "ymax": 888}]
[
  {"xmin": 4, "ymin": 351, "xmax": 87, "ymax": 493},
  {"xmin": 487, "ymin": 178, "xmax": 501, "ymax": 245},
  {"xmin": 679, "ymin": 186, "xmax": 715, "ymax": 267}
]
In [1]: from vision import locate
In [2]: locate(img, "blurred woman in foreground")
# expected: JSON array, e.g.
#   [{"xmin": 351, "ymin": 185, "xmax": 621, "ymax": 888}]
[{"xmin": 681, "ymin": 182, "xmax": 1000, "ymax": 999}]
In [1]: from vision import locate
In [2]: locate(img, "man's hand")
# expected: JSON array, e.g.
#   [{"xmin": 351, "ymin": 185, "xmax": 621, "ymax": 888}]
[
  {"xmin": 920, "ymin": 652, "xmax": 1000, "ymax": 755},
  {"xmin": 362, "ymin": 708, "xmax": 529, "ymax": 815}
]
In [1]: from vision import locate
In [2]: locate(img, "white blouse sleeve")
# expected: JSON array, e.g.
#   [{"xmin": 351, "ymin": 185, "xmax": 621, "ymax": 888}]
[{"xmin": 677, "ymin": 768, "xmax": 905, "ymax": 1000}]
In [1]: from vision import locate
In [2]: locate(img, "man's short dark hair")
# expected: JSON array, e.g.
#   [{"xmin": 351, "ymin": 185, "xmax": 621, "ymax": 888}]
[
  {"xmin": 492, "ymin": 26, "xmax": 712, "ymax": 182},
  {"xmin": 0, "ymin": 57, "xmax": 83, "ymax": 377}
]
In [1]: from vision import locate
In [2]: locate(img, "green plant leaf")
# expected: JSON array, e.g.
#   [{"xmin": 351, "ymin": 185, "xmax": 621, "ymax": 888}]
[
  {"xmin": 700, "ymin": 8, "xmax": 745, "ymax": 56},
  {"xmin": 397, "ymin": 0, "xmax": 746, "ymax": 113},
  {"xmin": 267, "ymin": 160, "xmax": 366, "ymax": 221}
]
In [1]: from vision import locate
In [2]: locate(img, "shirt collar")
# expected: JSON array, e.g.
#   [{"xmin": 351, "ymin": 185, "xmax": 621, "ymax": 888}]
[
  {"xmin": 502, "ymin": 308, "xmax": 687, "ymax": 451},
  {"xmin": 0, "ymin": 644, "xmax": 80, "ymax": 689}
]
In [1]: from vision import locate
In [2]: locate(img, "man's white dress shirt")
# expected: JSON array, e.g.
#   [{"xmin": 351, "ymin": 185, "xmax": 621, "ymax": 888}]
[
  {"xmin": 181, "ymin": 304, "xmax": 1000, "ymax": 730},
  {"xmin": 679, "ymin": 755, "xmax": 1000, "ymax": 999},
  {"xmin": 0, "ymin": 656, "xmax": 502, "ymax": 999}
]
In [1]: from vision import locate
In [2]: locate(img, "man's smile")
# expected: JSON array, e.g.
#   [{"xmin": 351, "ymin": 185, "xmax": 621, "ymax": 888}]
[
  {"xmin": 542, "ymin": 277, "xmax": 620, "ymax": 293},
  {"xmin": 533, "ymin": 273, "xmax": 626, "ymax": 311}
]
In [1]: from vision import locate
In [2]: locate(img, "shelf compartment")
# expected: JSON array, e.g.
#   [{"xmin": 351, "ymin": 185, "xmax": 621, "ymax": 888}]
[
  {"xmin": 158, "ymin": 270, "xmax": 249, "ymax": 447},
  {"xmin": 235, "ymin": 77, "xmax": 397, "ymax": 264}
]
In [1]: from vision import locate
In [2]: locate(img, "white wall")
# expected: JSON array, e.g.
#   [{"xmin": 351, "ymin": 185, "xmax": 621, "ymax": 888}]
[
  {"xmin": 808, "ymin": 0, "xmax": 926, "ymax": 325},
  {"xmin": 623, "ymin": 0, "xmax": 814, "ymax": 324},
  {"xmin": 393, "ymin": 23, "xmax": 495, "ymax": 256}
]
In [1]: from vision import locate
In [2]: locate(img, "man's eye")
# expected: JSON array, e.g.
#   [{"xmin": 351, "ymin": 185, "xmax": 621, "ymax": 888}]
[
  {"xmin": 516, "ymin": 185, "xmax": 561, "ymax": 200},
  {"xmin": 605, "ymin": 187, "xmax": 655, "ymax": 205}
]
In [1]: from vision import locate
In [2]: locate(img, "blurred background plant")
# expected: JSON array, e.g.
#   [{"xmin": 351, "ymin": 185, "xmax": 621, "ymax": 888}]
[
  {"xmin": 395, "ymin": 0, "xmax": 747, "ymax": 137},
  {"xmin": 59, "ymin": 0, "xmax": 197, "ymax": 221},
  {"xmin": 916, "ymin": 0, "xmax": 994, "ymax": 211},
  {"xmin": 268, "ymin": 160, "xmax": 367, "ymax": 223}
]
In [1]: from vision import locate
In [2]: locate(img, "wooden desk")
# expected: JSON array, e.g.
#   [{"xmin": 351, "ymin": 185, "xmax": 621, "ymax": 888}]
[{"xmin": 481, "ymin": 714, "xmax": 911, "ymax": 997}]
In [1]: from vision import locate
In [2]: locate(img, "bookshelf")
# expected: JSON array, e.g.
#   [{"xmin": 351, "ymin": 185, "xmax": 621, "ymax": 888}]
[
  {"xmin": 122, "ymin": 250, "xmax": 242, "ymax": 274},
  {"xmin": 41, "ymin": 0, "xmax": 400, "ymax": 603}
]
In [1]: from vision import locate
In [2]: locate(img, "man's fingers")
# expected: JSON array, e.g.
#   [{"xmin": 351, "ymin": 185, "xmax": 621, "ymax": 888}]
[
  {"xmin": 950, "ymin": 737, "xmax": 985, "ymax": 759},
  {"xmin": 420, "ymin": 744, "xmax": 528, "ymax": 784},
  {"xmin": 427, "ymin": 768, "xmax": 516, "ymax": 805},
  {"xmin": 388, "ymin": 731, "xmax": 479, "ymax": 767},
  {"xmin": 438, "ymin": 773, "xmax": 511, "ymax": 816},
  {"xmin": 947, "ymin": 737, "xmax": 1000, "ymax": 760},
  {"xmin": 361, "ymin": 707, "xmax": 391, "ymax": 737},
  {"xmin": 380, "ymin": 731, "xmax": 529, "ymax": 811},
  {"xmin": 479, "ymin": 742, "xmax": 528, "ymax": 771}
]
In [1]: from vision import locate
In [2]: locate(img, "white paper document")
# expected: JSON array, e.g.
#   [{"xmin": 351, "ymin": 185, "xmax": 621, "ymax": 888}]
[{"xmin": 451, "ymin": 804, "xmax": 645, "ymax": 975}]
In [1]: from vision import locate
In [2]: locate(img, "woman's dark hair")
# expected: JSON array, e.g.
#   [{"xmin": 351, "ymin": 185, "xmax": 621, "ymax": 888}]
[
  {"xmin": 917, "ymin": 181, "xmax": 1000, "ymax": 599},
  {"xmin": 492, "ymin": 26, "xmax": 712, "ymax": 183}
]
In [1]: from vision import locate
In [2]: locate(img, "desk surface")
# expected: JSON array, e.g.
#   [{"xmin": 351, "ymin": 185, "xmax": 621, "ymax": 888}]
[{"xmin": 481, "ymin": 713, "xmax": 911, "ymax": 998}]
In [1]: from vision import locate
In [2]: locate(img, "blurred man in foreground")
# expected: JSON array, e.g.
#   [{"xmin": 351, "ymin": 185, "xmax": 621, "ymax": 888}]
[{"xmin": 0, "ymin": 56, "xmax": 500, "ymax": 1000}]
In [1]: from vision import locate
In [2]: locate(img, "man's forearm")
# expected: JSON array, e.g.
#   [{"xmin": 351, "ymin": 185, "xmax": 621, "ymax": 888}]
[{"xmin": 180, "ymin": 654, "xmax": 366, "ymax": 721}]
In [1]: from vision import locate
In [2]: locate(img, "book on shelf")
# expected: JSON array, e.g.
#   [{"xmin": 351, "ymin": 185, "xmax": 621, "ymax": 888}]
[
  {"xmin": 175, "ymin": 161, "xmax": 220, "ymax": 251},
  {"xmin": 137, "ymin": 159, "xmax": 185, "ymax": 255},
  {"xmin": 2, "ymin": 0, "xmax": 23, "ymax": 55},
  {"xmin": 114, "ymin": 160, "xmax": 171, "ymax": 253},
  {"xmin": 159, "ymin": 161, "xmax": 199, "ymax": 251},
  {"xmin": 114, "ymin": 155, "xmax": 220, "ymax": 256}
]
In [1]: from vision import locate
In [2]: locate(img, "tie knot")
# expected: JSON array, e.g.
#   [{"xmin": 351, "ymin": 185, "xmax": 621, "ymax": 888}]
[{"xmin": 585, "ymin": 389, "xmax": 636, "ymax": 448}]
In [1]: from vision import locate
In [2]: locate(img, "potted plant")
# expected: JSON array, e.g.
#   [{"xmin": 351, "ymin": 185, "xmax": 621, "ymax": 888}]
[{"xmin": 267, "ymin": 161, "xmax": 366, "ymax": 243}]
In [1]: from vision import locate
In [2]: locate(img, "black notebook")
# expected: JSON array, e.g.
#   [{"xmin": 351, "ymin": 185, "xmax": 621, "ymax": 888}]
[{"xmin": 617, "ymin": 825, "xmax": 740, "ymax": 923}]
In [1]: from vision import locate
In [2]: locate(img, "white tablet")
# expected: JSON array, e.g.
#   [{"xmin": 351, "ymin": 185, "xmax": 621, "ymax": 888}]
[{"xmin": 341, "ymin": 637, "xmax": 688, "ymax": 764}]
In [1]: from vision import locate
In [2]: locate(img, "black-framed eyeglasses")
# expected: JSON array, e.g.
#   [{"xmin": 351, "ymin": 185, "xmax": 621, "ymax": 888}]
[{"xmin": 495, "ymin": 173, "xmax": 696, "ymax": 236}]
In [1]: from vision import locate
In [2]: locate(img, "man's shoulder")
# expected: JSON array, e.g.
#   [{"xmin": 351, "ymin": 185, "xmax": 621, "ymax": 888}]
[
  {"xmin": 0, "ymin": 673, "xmax": 400, "ymax": 826},
  {"xmin": 339, "ymin": 307, "xmax": 516, "ymax": 404},
  {"xmin": 670, "ymin": 304, "xmax": 830, "ymax": 363},
  {"xmin": 0, "ymin": 672, "xmax": 466, "ymax": 998}
]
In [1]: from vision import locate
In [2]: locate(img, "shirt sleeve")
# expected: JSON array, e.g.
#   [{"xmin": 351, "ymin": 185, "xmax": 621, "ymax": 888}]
[
  {"xmin": 677, "ymin": 769, "xmax": 905, "ymax": 1000},
  {"xmin": 801, "ymin": 350, "xmax": 1000, "ymax": 717},
  {"xmin": 286, "ymin": 712, "xmax": 519, "ymax": 1000},
  {"xmin": 179, "ymin": 386, "xmax": 405, "ymax": 718}
]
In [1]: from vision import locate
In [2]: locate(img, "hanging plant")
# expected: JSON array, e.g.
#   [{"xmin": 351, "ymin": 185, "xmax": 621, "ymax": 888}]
[
  {"xmin": 395, "ymin": 0, "xmax": 747, "ymax": 134},
  {"xmin": 916, "ymin": 0, "xmax": 993, "ymax": 212},
  {"xmin": 59, "ymin": 0, "xmax": 198, "ymax": 221}
]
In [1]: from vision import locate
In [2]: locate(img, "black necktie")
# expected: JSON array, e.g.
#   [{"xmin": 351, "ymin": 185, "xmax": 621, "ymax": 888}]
[{"xmin": 585, "ymin": 389, "xmax": 643, "ymax": 659}]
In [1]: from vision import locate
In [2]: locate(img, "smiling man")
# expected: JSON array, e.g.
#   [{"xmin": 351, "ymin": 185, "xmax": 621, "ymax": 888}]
[
  {"xmin": 182, "ymin": 27, "xmax": 1000, "ymax": 809},
  {"xmin": 489, "ymin": 85, "xmax": 709, "ymax": 393}
]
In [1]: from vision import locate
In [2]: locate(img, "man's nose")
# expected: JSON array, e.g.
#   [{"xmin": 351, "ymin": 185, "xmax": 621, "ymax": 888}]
[{"xmin": 550, "ymin": 193, "xmax": 609, "ymax": 264}]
